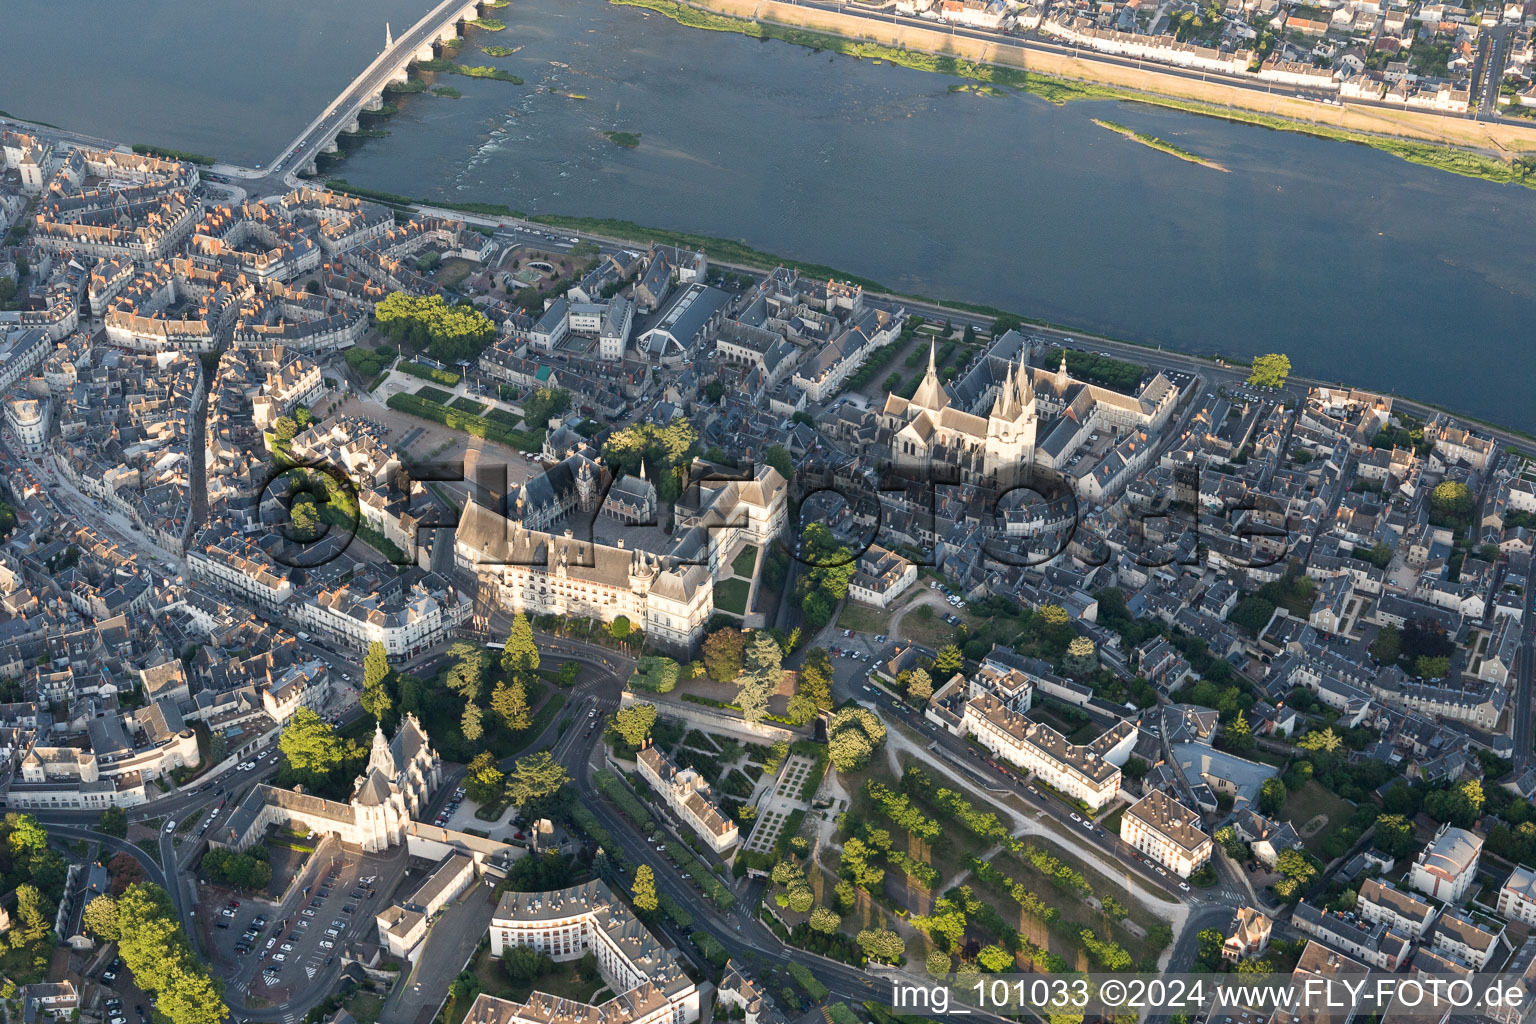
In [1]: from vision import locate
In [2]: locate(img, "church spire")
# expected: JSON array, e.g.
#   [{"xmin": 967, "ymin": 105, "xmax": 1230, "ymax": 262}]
[
  {"xmin": 367, "ymin": 721, "xmax": 394, "ymax": 777},
  {"xmin": 1017, "ymin": 354, "xmax": 1034, "ymax": 408},
  {"xmin": 909, "ymin": 337, "xmax": 949, "ymax": 411},
  {"xmin": 991, "ymin": 358, "xmax": 1017, "ymax": 420}
]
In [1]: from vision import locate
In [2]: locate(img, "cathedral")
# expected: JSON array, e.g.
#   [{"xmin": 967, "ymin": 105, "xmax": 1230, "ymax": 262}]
[
  {"xmin": 213, "ymin": 713, "xmax": 443, "ymax": 854},
  {"xmin": 880, "ymin": 334, "xmax": 1179, "ymax": 487},
  {"xmin": 882, "ymin": 340, "xmax": 1039, "ymax": 485}
]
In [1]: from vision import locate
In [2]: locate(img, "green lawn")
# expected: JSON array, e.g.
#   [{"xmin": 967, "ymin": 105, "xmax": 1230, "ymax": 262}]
[
  {"xmin": 414, "ymin": 385, "xmax": 454, "ymax": 404},
  {"xmin": 836, "ymin": 602, "xmax": 892, "ymax": 634},
  {"xmin": 731, "ymin": 544, "xmax": 758, "ymax": 578},
  {"xmin": 1283, "ymin": 780, "xmax": 1357, "ymax": 854},
  {"xmin": 714, "ymin": 578, "xmax": 750, "ymax": 615}
]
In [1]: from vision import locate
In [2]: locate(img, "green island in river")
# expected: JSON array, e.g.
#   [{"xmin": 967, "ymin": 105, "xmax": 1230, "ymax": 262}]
[{"xmin": 1092, "ymin": 118, "xmax": 1228, "ymax": 171}]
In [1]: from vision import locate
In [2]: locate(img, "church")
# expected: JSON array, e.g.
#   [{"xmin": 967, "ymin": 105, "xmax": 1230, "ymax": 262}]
[
  {"xmin": 879, "ymin": 333, "xmax": 1179, "ymax": 486},
  {"xmin": 213, "ymin": 713, "xmax": 444, "ymax": 854}
]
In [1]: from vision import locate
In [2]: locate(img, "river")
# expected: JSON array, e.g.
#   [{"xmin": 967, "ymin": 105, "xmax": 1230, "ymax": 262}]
[{"xmin": 3, "ymin": 0, "xmax": 1534, "ymax": 428}]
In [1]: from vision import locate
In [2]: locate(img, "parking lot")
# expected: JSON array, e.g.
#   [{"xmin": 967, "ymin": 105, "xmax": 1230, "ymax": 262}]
[
  {"xmin": 208, "ymin": 840, "xmax": 401, "ymax": 1005},
  {"xmin": 427, "ymin": 784, "xmax": 467, "ymax": 830}
]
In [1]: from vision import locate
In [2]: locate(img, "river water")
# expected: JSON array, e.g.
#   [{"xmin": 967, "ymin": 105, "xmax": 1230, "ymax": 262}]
[{"xmin": 4, "ymin": 0, "xmax": 1534, "ymax": 428}]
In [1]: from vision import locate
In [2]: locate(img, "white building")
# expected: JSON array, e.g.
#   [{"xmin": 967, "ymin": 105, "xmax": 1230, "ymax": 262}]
[
  {"xmin": 486, "ymin": 880, "xmax": 701, "ymax": 1024},
  {"xmin": 635, "ymin": 744, "xmax": 739, "ymax": 854},
  {"xmin": 960, "ymin": 694, "xmax": 1133, "ymax": 809},
  {"xmin": 1120, "ymin": 790, "xmax": 1212, "ymax": 878},
  {"xmin": 1410, "ymin": 823, "xmax": 1482, "ymax": 903},
  {"xmin": 1496, "ymin": 865, "xmax": 1536, "ymax": 926}
]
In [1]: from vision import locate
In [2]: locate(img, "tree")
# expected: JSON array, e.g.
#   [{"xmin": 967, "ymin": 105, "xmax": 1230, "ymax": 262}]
[
  {"xmin": 374, "ymin": 291, "xmax": 495, "ymax": 363},
  {"xmin": 1373, "ymin": 814, "xmax": 1416, "ymax": 858},
  {"xmin": 703, "ymin": 627, "xmax": 745, "ymax": 681},
  {"xmin": 839, "ymin": 837, "xmax": 884, "ymax": 890},
  {"xmin": 1215, "ymin": 826, "xmax": 1247, "ymax": 859},
  {"xmin": 797, "ymin": 648, "xmax": 834, "ymax": 710},
  {"xmin": 447, "ymin": 641, "xmax": 488, "ymax": 701},
  {"xmin": 521, "ymin": 387, "xmax": 572, "ymax": 430},
  {"xmin": 1247, "ymin": 353, "xmax": 1291, "ymax": 389},
  {"xmin": 1370, "ymin": 624, "xmax": 1401, "ymax": 665},
  {"xmin": 800, "ymin": 524, "xmax": 856, "ymax": 601},
  {"xmin": 1063, "ymin": 635, "xmax": 1097, "ymax": 678},
  {"xmin": 1225, "ymin": 710, "xmax": 1256, "ymax": 752},
  {"xmin": 98, "ymin": 806, "xmax": 129, "ymax": 838},
  {"xmin": 785, "ymin": 693, "xmax": 818, "ymax": 726},
  {"xmin": 736, "ymin": 630, "xmax": 782, "ymax": 724},
  {"xmin": 1425, "ymin": 779, "xmax": 1484, "ymax": 829},
  {"xmin": 501, "ymin": 614, "xmax": 540, "ymax": 677},
  {"xmin": 828, "ymin": 707, "xmax": 886, "ymax": 772},
  {"xmin": 609, "ymin": 616, "xmax": 631, "ymax": 640},
  {"xmin": 507, "ymin": 751, "xmax": 570, "ymax": 810},
  {"xmin": 1259, "ymin": 776, "xmax": 1287, "ymax": 816},
  {"xmin": 977, "ymin": 944, "xmax": 1015, "ymax": 972},
  {"xmin": 502, "ymin": 944, "xmax": 552, "ymax": 985},
  {"xmin": 83, "ymin": 894, "xmax": 119, "ymax": 941},
  {"xmin": 491, "ymin": 680, "xmax": 532, "ymax": 731},
  {"xmin": 808, "ymin": 905, "xmax": 841, "ymax": 934},
  {"xmin": 1195, "ymin": 928, "xmax": 1226, "ymax": 971},
  {"xmin": 461, "ymin": 701, "xmax": 484, "ymax": 742},
  {"xmin": 926, "ymin": 950, "xmax": 952, "ymax": 977},
  {"xmin": 856, "ymin": 928, "xmax": 904, "ymax": 965},
  {"xmin": 279, "ymin": 707, "xmax": 349, "ymax": 780},
  {"xmin": 764, "ymin": 446, "xmax": 794, "ymax": 481},
  {"xmin": 610, "ymin": 702, "xmax": 658, "ymax": 747},
  {"xmin": 633, "ymin": 865, "xmax": 659, "ymax": 913},
  {"xmin": 786, "ymin": 884, "xmax": 814, "ymax": 913},
  {"xmin": 934, "ymin": 643, "xmax": 963, "ymax": 678},
  {"xmin": 1415, "ymin": 654, "xmax": 1451, "ymax": 679},
  {"xmin": 1429, "ymin": 481, "xmax": 1473, "ymax": 526},
  {"xmin": 361, "ymin": 641, "xmax": 392, "ymax": 722},
  {"xmin": 906, "ymin": 668, "xmax": 933, "ymax": 702},
  {"xmin": 1298, "ymin": 727, "xmax": 1344, "ymax": 760},
  {"xmin": 464, "ymin": 751, "xmax": 505, "ymax": 804}
]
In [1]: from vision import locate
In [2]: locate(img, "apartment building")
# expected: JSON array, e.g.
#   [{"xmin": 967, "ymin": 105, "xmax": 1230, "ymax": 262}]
[
  {"xmin": 1496, "ymin": 865, "xmax": 1536, "ymax": 926},
  {"xmin": 487, "ymin": 880, "xmax": 700, "ymax": 1024},
  {"xmin": 1120, "ymin": 790, "xmax": 1212, "ymax": 878},
  {"xmin": 1357, "ymin": 878, "xmax": 1439, "ymax": 939},
  {"xmin": 960, "ymin": 694, "xmax": 1132, "ymax": 810},
  {"xmin": 1410, "ymin": 823, "xmax": 1482, "ymax": 903}
]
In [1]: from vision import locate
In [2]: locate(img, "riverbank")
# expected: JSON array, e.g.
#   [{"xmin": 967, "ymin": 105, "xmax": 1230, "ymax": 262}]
[
  {"xmin": 1091, "ymin": 118, "xmax": 1228, "ymax": 170},
  {"xmin": 609, "ymin": 0, "xmax": 1536, "ymax": 186}
]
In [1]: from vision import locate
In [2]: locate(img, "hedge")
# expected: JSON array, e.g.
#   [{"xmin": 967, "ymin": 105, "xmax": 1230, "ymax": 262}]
[
  {"xmin": 788, "ymin": 963, "xmax": 828, "ymax": 1001},
  {"xmin": 664, "ymin": 841, "xmax": 735, "ymax": 910},
  {"xmin": 593, "ymin": 770, "xmax": 655, "ymax": 833},
  {"xmin": 386, "ymin": 391, "xmax": 544, "ymax": 451},
  {"xmin": 397, "ymin": 361, "xmax": 461, "ymax": 386}
]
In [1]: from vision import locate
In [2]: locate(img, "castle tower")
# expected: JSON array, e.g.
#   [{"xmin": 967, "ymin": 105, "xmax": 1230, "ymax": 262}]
[{"xmin": 575, "ymin": 458, "xmax": 598, "ymax": 512}]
